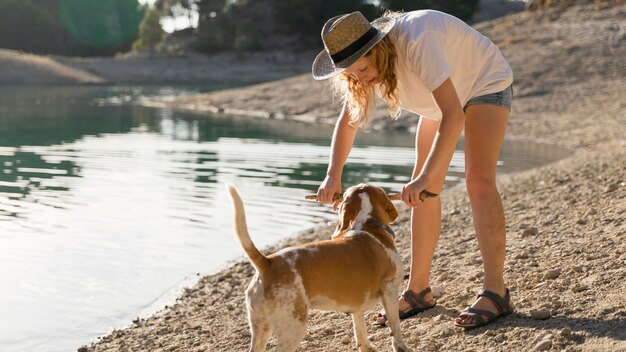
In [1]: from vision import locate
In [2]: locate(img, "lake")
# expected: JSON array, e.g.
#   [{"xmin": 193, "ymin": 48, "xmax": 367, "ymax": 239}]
[{"xmin": 0, "ymin": 86, "xmax": 570, "ymax": 352}]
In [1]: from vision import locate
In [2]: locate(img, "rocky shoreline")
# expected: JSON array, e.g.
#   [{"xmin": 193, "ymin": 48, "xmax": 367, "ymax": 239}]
[{"xmin": 81, "ymin": 3, "xmax": 625, "ymax": 352}]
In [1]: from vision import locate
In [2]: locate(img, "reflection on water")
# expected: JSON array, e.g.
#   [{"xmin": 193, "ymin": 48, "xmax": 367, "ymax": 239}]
[{"xmin": 0, "ymin": 86, "xmax": 570, "ymax": 352}]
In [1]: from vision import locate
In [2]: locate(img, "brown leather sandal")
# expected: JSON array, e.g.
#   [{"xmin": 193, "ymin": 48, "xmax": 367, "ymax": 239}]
[
  {"xmin": 375, "ymin": 287, "xmax": 437, "ymax": 326},
  {"xmin": 454, "ymin": 288, "xmax": 514, "ymax": 329}
]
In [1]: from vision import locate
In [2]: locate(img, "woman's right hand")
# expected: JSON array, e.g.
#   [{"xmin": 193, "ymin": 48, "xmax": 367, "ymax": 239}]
[{"xmin": 317, "ymin": 175, "xmax": 342, "ymax": 211}]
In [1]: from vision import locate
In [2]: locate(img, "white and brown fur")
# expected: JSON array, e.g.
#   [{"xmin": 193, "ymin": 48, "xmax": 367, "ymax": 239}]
[{"xmin": 226, "ymin": 183, "xmax": 413, "ymax": 352}]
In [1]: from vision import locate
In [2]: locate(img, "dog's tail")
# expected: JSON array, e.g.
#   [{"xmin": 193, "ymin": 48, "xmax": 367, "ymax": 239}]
[{"xmin": 225, "ymin": 183, "xmax": 269, "ymax": 272}]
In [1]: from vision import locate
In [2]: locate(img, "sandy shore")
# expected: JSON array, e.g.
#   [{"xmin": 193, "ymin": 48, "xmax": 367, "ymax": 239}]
[
  {"xmin": 63, "ymin": 2, "xmax": 625, "ymax": 351},
  {"xmin": 0, "ymin": 48, "xmax": 315, "ymax": 88}
]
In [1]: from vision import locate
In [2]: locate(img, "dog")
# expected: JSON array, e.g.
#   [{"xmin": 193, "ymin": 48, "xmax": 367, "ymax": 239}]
[{"xmin": 226, "ymin": 183, "xmax": 413, "ymax": 352}]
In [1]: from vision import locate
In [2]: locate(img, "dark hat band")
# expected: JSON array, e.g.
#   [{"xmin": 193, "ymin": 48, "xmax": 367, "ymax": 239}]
[{"xmin": 329, "ymin": 27, "xmax": 378, "ymax": 64}]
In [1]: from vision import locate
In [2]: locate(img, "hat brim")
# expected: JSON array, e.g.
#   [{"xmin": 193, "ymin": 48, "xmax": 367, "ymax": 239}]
[{"xmin": 312, "ymin": 16, "xmax": 397, "ymax": 81}]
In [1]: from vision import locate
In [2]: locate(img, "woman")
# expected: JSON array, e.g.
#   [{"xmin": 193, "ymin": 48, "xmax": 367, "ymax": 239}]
[{"xmin": 313, "ymin": 10, "xmax": 514, "ymax": 329}]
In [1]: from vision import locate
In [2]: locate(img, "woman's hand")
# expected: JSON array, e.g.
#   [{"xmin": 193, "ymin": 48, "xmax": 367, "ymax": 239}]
[
  {"xmin": 317, "ymin": 175, "xmax": 342, "ymax": 211},
  {"xmin": 401, "ymin": 174, "xmax": 432, "ymax": 208}
]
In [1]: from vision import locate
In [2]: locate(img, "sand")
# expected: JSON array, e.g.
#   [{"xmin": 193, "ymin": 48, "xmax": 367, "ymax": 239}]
[{"xmin": 5, "ymin": 2, "xmax": 624, "ymax": 352}]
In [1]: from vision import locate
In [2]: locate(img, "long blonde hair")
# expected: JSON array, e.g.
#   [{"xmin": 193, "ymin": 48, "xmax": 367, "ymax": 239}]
[{"xmin": 330, "ymin": 33, "xmax": 400, "ymax": 128}]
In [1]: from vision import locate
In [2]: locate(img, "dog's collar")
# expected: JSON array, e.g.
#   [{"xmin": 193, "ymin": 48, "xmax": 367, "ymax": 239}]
[{"xmin": 364, "ymin": 221, "xmax": 395, "ymax": 239}]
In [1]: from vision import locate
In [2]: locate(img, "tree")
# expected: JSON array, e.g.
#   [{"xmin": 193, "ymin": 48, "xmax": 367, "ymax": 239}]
[
  {"xmin": 195, "ymin": 0, "xmax": 233, "ymax": 51},
  {"xmin": 133, "ymin": 8, "xmax": 165, "ymax": 51},
  {"xmin": 191, "ymin": 0, "xmax": 482, "ymax": 53},
  {"xmin": 273, "ymin": 0, "xmax": 379, "ymax": 47}
]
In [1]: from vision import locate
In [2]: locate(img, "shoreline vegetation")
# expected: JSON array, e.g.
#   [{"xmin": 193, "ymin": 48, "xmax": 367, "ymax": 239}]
[{"xmin": 2, "ymin": 2, "xmax": 624, "ymax": 351}]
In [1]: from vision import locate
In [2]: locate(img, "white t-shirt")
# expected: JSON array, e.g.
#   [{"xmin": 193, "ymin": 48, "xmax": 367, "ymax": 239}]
[{"xmin": 381, "ymin": 10, "xmax": 513, "ymax": 121}]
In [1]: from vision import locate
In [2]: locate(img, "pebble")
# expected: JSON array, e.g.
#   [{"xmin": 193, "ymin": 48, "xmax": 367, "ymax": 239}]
[
  {"xmin": 571, "ymin": 284, "xmax": 589, "ymax": 293},
  {"xmin": 560, "ymin": 327, "xmax": 572, "ymax": 337},
  {"xmin": 341, "ymin": 335, "xmax": 351, "ymax": 345},
  {"xmin": 584, "ymin": 208, "xmax": 598, "ymax": 216},
  {"xmin": 598, "ymin": 308, "xmax": 615, "ymax": 318},
  {"xmin": 436, "ymin": 272, "xmax": 450, "ymax": 282},
  {"xmin": 158, "ymin": 327, "xmax": 172, "ymax": 335},
  {"xmin": 470, "ymin": 257, "xmax": 482, "ymax": 265},
  {"xmin": 535, "ymin": 335, "xmax": 552, "ymax": 351},
  {"xmin": 543, "ymin": 269, "xmax": 561, "ymax": 280},
  {"xmin": 605, "ymin": 183, "xmax": 618, "ymax": 193},
  {"xmin": 431, "ymin": 285, "xmax": 446, "ymax": 298},
  {"xmin": 535, "ymin": 339, "xmax": 552, "ymax": 351},
  {"xmin": 522, "ymin": 227, "xmax": 539, "ymax": 238},
  {"xmin": 530, "ymin": 309, "xmax": 551, "ymax": 320},
  {"xmin": 438, "ymin": 328, "xmax": 454, "ymax": 338}
]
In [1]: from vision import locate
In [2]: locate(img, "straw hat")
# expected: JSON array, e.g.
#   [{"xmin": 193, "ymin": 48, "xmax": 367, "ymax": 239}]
[{"xmin": 312, "ymin": 11, "xmax": 396, "ymax": 80}]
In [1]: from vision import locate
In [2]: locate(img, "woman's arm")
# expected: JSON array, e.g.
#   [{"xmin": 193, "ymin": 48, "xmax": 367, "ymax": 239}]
[
  {"xmin": 402, "ymin": 78, "xmax": 465, "ymax": 206},
  {"xmin": 317, "ymin": 103, "xmax": 358, "ymax": 206}
]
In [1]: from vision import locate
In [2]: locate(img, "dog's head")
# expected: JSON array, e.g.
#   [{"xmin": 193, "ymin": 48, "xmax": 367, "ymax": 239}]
[{"xmin": 332, "ymin": 183, "xmax": 398, "ymax": 239}]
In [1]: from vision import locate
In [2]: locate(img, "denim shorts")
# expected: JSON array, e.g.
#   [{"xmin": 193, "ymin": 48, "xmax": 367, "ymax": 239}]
[{"xmin": 464, "ymin": 85, "xmax": 513, "ymax": 112}]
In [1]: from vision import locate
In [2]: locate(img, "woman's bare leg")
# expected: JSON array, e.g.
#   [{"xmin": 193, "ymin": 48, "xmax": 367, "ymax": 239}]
[
  {"xmin": 455, "ymin": 104, "xmax": 510, "ymax": 325},
  {"xmin": 401, "ymin": 117, "xmax": 448, "ymax": 310}
]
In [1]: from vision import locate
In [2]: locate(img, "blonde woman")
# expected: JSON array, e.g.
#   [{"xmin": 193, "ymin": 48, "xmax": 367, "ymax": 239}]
[{"xmin": 313, "ymin": 10, "xmax": 514, "ymax": 329}]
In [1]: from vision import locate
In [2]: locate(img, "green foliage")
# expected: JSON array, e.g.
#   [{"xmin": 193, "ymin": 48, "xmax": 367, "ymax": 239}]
[
  {"xmin": 133, "ymin": 8, "xmax": 165, "ymax": 51},
  {"xmin": 0, "ymin": 0, "xmax": 145, "ymax": 56},
  {"xmin": 59, "ymin": 0, "xmax": 144, "ymax": 50}
]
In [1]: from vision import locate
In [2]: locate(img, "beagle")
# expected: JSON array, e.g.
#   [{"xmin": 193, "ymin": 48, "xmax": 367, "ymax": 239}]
[{"xmin": 226, "ymin": 183, "xmax": 413, "ymax": 352}]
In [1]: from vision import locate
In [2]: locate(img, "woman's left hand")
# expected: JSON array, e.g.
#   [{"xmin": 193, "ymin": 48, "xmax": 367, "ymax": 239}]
[{"xmin": 401, "ymin": 175, "xmax": 432, "ymax": 207}]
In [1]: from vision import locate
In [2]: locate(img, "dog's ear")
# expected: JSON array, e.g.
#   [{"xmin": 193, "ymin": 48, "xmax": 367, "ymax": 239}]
[
  {"xmin": 333, "ymin": 193, "xmax": 360, "ymax": 238},
  {"xmin": 383, "ymin": 196, "xmax": 398, "ymax": 223},
  {"xmin": 373, "ymin": 187, "xmax": 398, "ymax": 223}
]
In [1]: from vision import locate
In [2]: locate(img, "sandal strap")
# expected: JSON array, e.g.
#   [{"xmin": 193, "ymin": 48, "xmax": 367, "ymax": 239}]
[
  {"xmin": 459, "ymin": 307, "xmax": 495, "ymax": 325},
  {"xmin": 401, "ymin": 287, "xmax": 434, "ymax": 308},
  {"xmin": 477, "ymin": 288, "xmax": 511, "ymax": 315}
]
